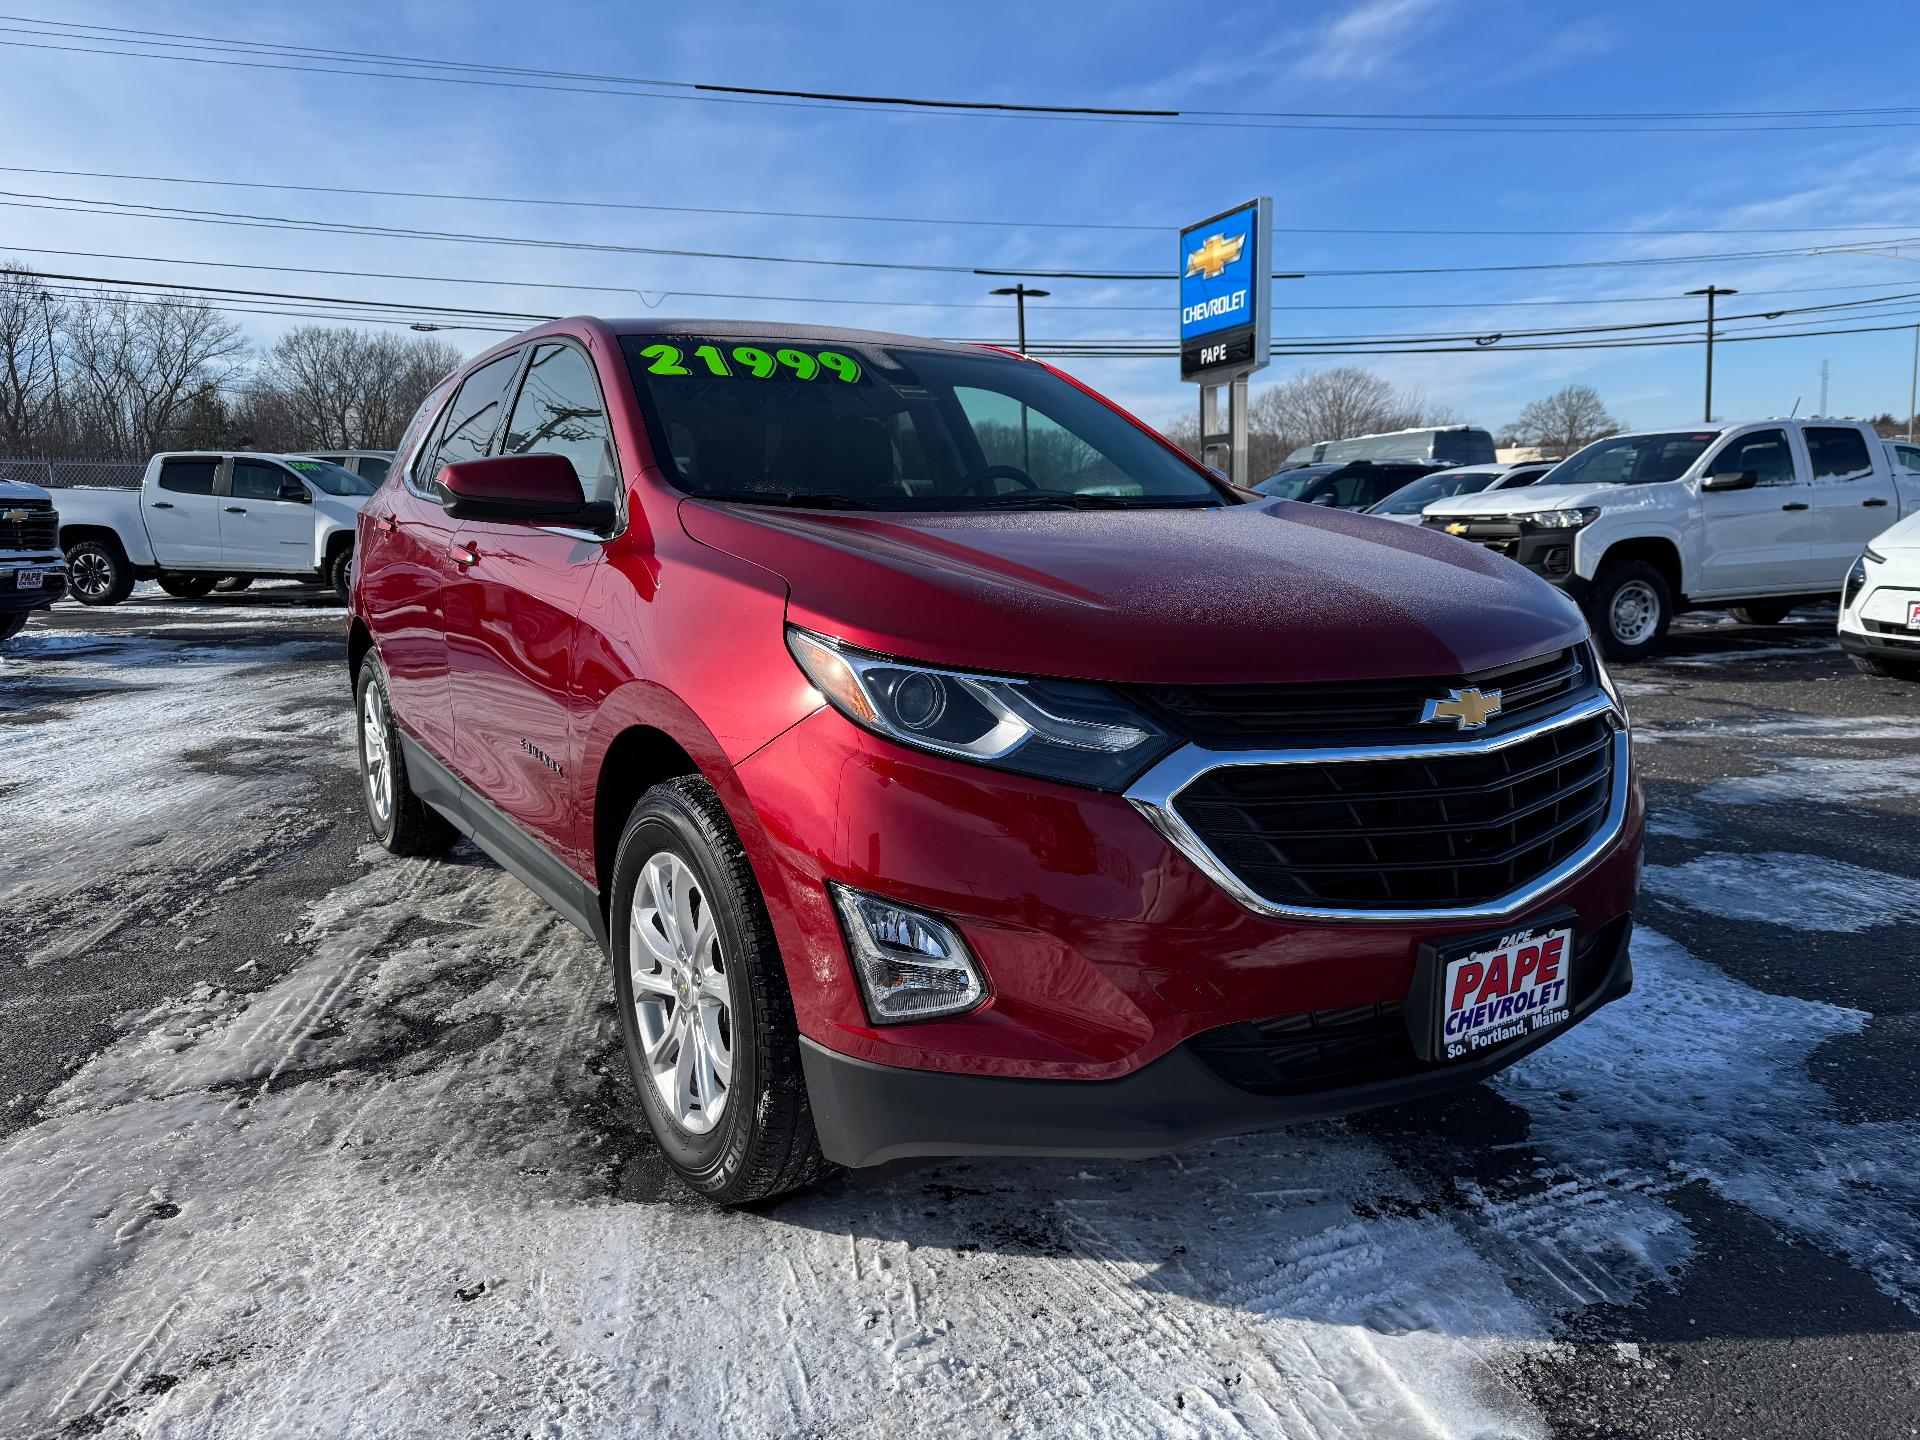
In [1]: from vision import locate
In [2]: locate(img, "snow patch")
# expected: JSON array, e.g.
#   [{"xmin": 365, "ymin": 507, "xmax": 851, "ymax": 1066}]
[{"xmin": 1642, "ymin": 852, "xmax": 1920, "ymax": 931}]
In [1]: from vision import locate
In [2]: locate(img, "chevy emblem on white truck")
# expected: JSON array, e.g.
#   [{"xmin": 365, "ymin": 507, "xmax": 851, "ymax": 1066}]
[{"xmin": 1421, "ymin": 686, "xmax": 1503, "ymax": 730}]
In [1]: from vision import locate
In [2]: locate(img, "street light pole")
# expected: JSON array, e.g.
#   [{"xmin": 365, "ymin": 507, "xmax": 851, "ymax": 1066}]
[
  {"xmin": 1908, "ymin": 323, "xmax": 1917, "ymax": 441},
  {"xmin": 988, "ymin": 284, "xmax": 1049, "ymax": 354},
  {"xmin": 1686, "ymin": 285, "xmax": 1738, "ymax": 423}
]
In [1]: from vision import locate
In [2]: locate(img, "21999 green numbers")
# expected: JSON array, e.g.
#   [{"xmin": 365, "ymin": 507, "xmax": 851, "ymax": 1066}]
[{"xmin": 639, "ymin": 343, "xmax": 862, "ymax": 384}]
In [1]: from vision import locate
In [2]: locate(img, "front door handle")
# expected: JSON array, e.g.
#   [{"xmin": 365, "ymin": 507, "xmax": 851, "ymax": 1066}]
[
  {"xmin": 1863, "ymin": 497, "xmax": 1889, "ymax": 507},
  {"xmin": 150, "ymin": 501, "xmax": 174, "ymax": 510},
  {"xmin": 450, "ymin": 542, "xmax": 478, "ymax": 567},
  {"xmin": 1781, "ymin": 502, "xmax": 1809, "ymax": 511},
  {"xmin": 224, "ymin": 506, "xmax": 247, "ymax": 514}
]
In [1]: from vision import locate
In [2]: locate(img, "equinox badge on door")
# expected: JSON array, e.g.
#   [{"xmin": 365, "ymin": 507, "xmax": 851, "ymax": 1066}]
[{"xmin": 1421, "ymin": 687, "xmax": 1503, "ymax": 730}]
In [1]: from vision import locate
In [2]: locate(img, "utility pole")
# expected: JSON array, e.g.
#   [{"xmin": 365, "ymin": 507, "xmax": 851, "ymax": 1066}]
[
  {"xmin": 39, "ymin": 290, "xmax": 62, "ymax": 436},
  {"xmin": 988, "ymin": 284, "xmax": 1048, "ymax": 354},
  {"xmin": 1909, "ymin": 324, "xmax": 1917, "ymax": 441},
  {"xmin": 1686, "ymin": 285, "xmax": 1737, "ymax": 423},
  {"xmin": 1819, "ymin": 358, "xmax": 1830, "ymax": 416}
]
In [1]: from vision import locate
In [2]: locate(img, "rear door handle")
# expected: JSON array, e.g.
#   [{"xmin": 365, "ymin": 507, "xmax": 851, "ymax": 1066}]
[
  {"xmin": 1863, "ymin": 497, "xmax": 1889, "ymax": 507},
  {"xmin": 150, "ymin": 501, "xmax": 174, "ymax": 510},
  {"xmin": 450, "ymin": 541, "xmax": 478, "ymax": 567},
  {"xmin": 1781, "ymin": 502, "xmax": 1809, "ymax": 511},
  {"xmin": 224, "ymin": 506, "xmax": 247, "ymax": 514}
]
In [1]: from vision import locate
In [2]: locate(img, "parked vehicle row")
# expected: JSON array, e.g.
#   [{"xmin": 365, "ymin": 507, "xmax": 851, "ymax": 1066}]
[
  {"xmin": 56, "ymin": 452, "xmax": 379, "ymax": 605},
  {"xmin": 348, "ymin": 318, "xmax": 1642, "ymax": 1205},
  {"xmin": 0, "ymin": 475, "xmax": 67, "ymax": 646},
  {"xmin": 1420, "ymin": 419, "xmax": 1920, "ymax": 659},
  {"xmin": 1279, "ymin": 423, "xmax": 1498, "ymax": 470},
  {"xmin": 1364, "ymin": 461, "xmax": 1561, "ymax": 524}
]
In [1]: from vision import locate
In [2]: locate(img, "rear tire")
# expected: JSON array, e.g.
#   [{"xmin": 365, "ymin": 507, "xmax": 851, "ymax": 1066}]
[
  {"xmin": 1587, "ymin": 560, "xmax": 1672, "ymax": 662},
  {"xmin": 327, "ymin": 546, "xmax": 354, "ymax": 602},
  {"xmin": 354, "ymin": 655, "xmax": 457, "ymax": 857},
  {"xmin": 1851, "ymin": 653, "xmax": 1920, "ymax": 681},
  {"xmin": 0, "ymin": 612, "xmax": 27, "ymax": 645},
  {"xmin": 64, "ymin": 539, "xmax": 134, "ymax": 607},
  {"xmin": 609, "ymin": 776, "xmax": 827, "ymax": 1205},
  {"xmin": 214, "ymin": 576, "xmax": 253, "ymax": 593},
  {"xmin": 1729, "ymin": 603, "xmax": 1793, "ymax": 626},
  {"xmin": 157, "ymin": 574, "xmax": 217, "ymax": 599}
]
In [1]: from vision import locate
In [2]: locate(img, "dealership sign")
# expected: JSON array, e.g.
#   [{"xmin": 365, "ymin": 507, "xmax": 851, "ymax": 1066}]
[{"xmin": 1179, "ymin": 198, "xmax": 1272, "ymax": 382}]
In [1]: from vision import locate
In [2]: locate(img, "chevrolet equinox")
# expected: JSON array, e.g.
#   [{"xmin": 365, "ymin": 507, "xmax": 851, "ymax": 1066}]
[{"xmin": 348, "ymin": 320, "xmax": 1643, "ymax": 1204}]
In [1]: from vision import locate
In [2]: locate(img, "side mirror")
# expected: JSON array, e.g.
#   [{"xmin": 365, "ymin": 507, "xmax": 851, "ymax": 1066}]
[
  {"xmin": 1701, "ymin": 469, "xmax": 1757, "ymax": 492},
  {"xmin": 278, "ymin": 481, "xmax": 311, "ymax": 503},
  {"xmin": 439, "ymin": 454, "xmax": 616, "ymax": 531}
]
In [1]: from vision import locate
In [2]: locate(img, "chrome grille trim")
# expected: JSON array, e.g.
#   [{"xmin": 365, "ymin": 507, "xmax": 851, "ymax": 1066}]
[{"xmin": 1125, "ymin": 693, "xmax": 1631, "ymax": 923}]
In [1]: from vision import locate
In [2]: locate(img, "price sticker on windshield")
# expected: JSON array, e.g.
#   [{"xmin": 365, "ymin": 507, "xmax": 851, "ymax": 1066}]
[{"xmin": 635, "ymin": 342, "xmax": 863, "ymax": 384}]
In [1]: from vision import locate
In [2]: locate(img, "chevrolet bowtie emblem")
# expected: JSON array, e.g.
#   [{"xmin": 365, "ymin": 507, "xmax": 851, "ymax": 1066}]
[
  {"xmin": 1421, "ymin": 686, "xmax": 1503, "ymax": 730},
  {"xmin": 1445, "ymin": 522, "xmax": 1469, "ymax": 536},
  {"xmin": 0, "ymin": 509, "xmax": 26, "ymax": 524},
  {"xmin": 1185, "ymin": 232, "xmax": 1245, "ymax": 280}
]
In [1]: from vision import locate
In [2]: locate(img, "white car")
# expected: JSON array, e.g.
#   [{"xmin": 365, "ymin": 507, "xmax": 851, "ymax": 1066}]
[
  {"xmin": 57, "ymin": 452, "xmax": 376, "ymax": 605},
  {"xmin": 1840, "ymin": 504, "xmax": 1920, "ymax": 679},
  {"xmin": 1365, "ymin": 462, "xmax": 1560, "ymax": 525},
  {"xmin": 1423, "ymin": 419, "xmax": 1920, "ymax": 659}
]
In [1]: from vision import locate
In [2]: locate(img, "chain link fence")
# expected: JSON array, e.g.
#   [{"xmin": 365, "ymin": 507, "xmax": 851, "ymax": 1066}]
[{"xmin": 0, "ymin": 458, "xmax": 146, "ymax": 490}]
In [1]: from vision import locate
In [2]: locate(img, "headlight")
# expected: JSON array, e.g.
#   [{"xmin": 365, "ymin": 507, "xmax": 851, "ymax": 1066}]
[
  {"xmin": 787, "ymin": 627, "xmax": 1177, "ymax": 790},
  {"xmin": 1515, "ymin": 507, "xmax": 1601, "ymax": 530},
  {"xmin": 1844, "ymin": 550, "xmax": 1874, "ymax": 608}
]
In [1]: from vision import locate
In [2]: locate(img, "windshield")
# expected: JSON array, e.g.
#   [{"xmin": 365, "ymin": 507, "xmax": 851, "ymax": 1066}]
[
  {"xmin": 286, "ymin": 458, "xmax": 376, "ymax": 496},
  {"xmin": 1252, "ymin": 465, "xmax": 1337, "ymax": 499},
  {"xmin": 621, "ymin": 336, "xmax": 1226, "ymax": 510},
  {"xmin": 1549, "ymin": 432, "xmax": 1716, "ymax": 487},
  {"xmin": 1369, "ymin": 470, "xmax": 1499, "ymax": 514}
]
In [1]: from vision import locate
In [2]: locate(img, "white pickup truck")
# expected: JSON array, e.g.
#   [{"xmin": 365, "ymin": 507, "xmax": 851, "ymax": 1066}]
[
  {"xmin": 57, "ymin": 452, "xmax": 376, "ymax": 606},
  {"xmin": 1422, "ymin": 418, "xmax": 1920, "ymax": 658}
]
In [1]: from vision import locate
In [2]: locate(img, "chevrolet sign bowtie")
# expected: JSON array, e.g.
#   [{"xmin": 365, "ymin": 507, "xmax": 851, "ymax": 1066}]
[
  {"xmin": 1, "ymin": 509, "xmax": 26, "ymax": 523},
  {"xmin": 1445, "ymin": 522, "xmax": 1469, "ymax": 535},
  {"xmin": 1185, "ymin": 233, "xmax": 1245, "ymax": 280},
  {"xmin": 1421, "ymin": 687, "xmax": 1503, "ymax": 730}
]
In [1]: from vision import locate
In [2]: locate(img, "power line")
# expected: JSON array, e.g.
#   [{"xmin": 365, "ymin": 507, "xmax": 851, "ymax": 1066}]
[
  {"xmin": 6, "ymin": 187, "xmax": 1914, "ymax": 283},
  {"xmin": 3, "ymin": 163, "xmax": 1917, "ymax": 240},
  {"xmin": 7, "ymin": 15, "xmax": 1920, "ymax": 135}
]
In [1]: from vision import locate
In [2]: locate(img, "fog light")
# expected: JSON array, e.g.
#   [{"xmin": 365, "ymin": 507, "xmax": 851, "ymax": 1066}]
[{"xmin": 830, "ymin": 885, "xmax": 987, "ymax": 1024}]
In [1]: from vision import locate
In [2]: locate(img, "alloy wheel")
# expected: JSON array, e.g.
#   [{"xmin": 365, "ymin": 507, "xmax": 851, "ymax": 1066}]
[
  {"xmin": 361, "ymin": 685, "xmax": 393, "ymax": 824},
  {"xmin": 629, "ymin": 851, "xmax": 733, "ymax": 1135},
  {"xmin": 1609, "ymin": 580, "xmax": 1661, "ymax": 646},
  {"xmin": 71, "ymin": 550, "xmax": 112, "ymax": 600}
]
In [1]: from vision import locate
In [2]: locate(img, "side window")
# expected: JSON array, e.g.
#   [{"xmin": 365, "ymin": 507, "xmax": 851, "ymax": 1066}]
[
  {"xmin": 357, "ymin": 456, "xmax": 392, "ymax": 484},
  {"xmin": 419, "ymin": 350, "xmax": 523, "ymax": 497},
  {"xmin": 1893, "ymin": 443, "xmax": 1920, "ymax": 473},
  {"xmin": 1711, "ymin": 429, "xmax": 1795, "ymax": 487},
  {"xmin": 501, "ymin": 343, "xmax": 619, "ymax": 506},
  {"xmin": 1805, "ymin": 426, "xmax": 1871, "ymax": 481},
  {"xmin": 399, "ymin": 383, "xmax": 454, "ymax": 499},
  {"xmin": 157, "ymin": 458, "xmax": 218, "ymax": 495},
  {"xmin": 231, "ymin": 460, "xmax": 301, "ymax": 502}
]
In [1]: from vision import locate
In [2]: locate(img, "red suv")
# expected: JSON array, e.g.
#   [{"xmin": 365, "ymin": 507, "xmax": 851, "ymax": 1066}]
[{"xmin": 349, "ymin": 320, "xmax": 1642, "ymax": 1203}]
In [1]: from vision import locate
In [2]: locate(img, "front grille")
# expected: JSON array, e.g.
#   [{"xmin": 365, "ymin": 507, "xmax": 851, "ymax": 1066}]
[
  {"xmin": 1171, "ymin": 713, "xmax": 1617, "ymax": 911},
  {"xmin": 1131, "ymin": 646, "xmax": 1591, "ymax": 748},
  {"xmin": 0, "ymin": 503, "xmax": 57, "ymax": 552},
  {"xmin": 1863, "ymin": 620, "xmax": 1920, "ymax": 649},
  {"xmin": 1189, "ymin": 918, "xmax": 1629, "ymax": 1095}
]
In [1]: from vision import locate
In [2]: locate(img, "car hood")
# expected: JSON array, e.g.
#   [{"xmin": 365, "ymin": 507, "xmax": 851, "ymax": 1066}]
[
  {"xmin": 1422, "ymin": 482, "xmax": 1628, "ymax": 516},
  {"xmin": 0, "ymin": 478, "xmax": 51, "ymax": 504},
  {"xmin": 314, "ymin": 492, "xmax": 367, "ymax": 524},
  {"xmin": 678, "ymin": 496, "xmax": 1587, "ymax": 685},
  {"xmin": 1870, "ymin": 508, "xmax": 1920, "ymax": 553}
]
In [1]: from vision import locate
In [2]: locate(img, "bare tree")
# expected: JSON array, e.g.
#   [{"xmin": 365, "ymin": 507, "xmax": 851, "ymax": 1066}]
[
  {"xmin": 1506, "ymin": 384, "xmax": 1623, "ymax": 458},
  {"xmin": 248, "ymin": 326, "xmax": 462, "ymax": 450},
  {"xmin": 0, "ymin": 263, "xmax": 64, "ymax": 453},
  {"xmin": 61, "ymin": 290, "xmax": 248, "ymax": 456},
  {"xmin": 1163, "ymin": 365, "xmax": 1460, "ymax": 478}
]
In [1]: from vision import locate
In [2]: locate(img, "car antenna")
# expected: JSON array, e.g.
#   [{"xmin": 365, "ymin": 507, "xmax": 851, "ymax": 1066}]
[{"xmin": 1788, "ymin": 396, "xmax": 1801, "ymax": 418}]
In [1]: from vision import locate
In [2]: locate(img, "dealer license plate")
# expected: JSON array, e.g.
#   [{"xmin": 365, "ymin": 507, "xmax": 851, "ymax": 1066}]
[
  {"xmin": 1436, "ymin": 923, "xmax": 1574, "ymax": 1062},
  {"xmin": 14, "ymin": 569, "xmax": 43, "ymax": 591},
  {"xmin": 1907, "ymin": 600, "xmax": 1920, "ymax": 630}
]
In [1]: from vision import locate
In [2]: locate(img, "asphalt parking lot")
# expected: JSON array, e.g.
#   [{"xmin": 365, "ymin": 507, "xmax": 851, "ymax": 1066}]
[{"xmin": 1, "ymin": 588, "xmax": 1916, "ymax": 1439}]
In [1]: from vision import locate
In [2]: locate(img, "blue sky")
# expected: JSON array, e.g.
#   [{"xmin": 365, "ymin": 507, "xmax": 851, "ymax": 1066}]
[{"xmin": 4, "ymin": 0, "xmax": 1919, "ymax": 438}]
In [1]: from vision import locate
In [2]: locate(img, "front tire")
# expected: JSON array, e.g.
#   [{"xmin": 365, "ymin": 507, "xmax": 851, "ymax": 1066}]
[
  {"xmin": 1852, "ymin": 653, "xmax": 1920, "ymax": 681},
  {"xmin": 157, "ymin": 574, "xmax": 217, "ymax": 599},
  {"xmin": 1587, "ymin": 560, "xmax": 1672, "ymax": 662},
  {"xmin": 64, "ymin": 539, "xmax": 134, "ymax": 607},
  {"xmin": 327, "ymin": 546, "xmax": 354, "ymax": 602},
  {"xmin": 1729, "ymin": 603, "xmax": 1793, "ymax": 626},
  {"xmin": 610, "ymin": 776, "xmax": 825, "ymax": 1205},
  {"xmin": 354, "ymin": 656, "xmax": 456, "ymax": 856},
  {"xmin": 0, "ymin": 612, "xmax": 27, "ymax": 645},
  {"xmin": 214, "ymin": 576, "xmax": 253, "ymax": 593}
]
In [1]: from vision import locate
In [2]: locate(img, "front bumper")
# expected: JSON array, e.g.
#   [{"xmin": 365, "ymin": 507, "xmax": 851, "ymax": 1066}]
[
  {"xmin": 804, "ymin": 915, "xmax": 1634, "ymax": 1166},
  {"xmin": 0, "ymin": 557, "xmax": 67, "ymax": 613},
  {"xmin": 1423, "ymin": 519, "xmax": 1587, "ymax": 597},
  {"xmin": 1840, "ymin": 572, "xmax": 1920, "ymax": 663}
]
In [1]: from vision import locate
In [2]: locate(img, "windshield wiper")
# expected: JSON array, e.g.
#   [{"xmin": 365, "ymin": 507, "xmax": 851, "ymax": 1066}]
[
  {"xmin": 970, "ymin": 490, "xmax": 1219, "ymax": 511},
  {"xmin": 697, "ymin": 489, "xmax": 874, "ymax": 510}
]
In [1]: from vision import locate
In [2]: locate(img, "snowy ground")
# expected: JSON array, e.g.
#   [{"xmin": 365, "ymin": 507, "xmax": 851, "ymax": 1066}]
[{"xmin": 1, "ymin": 598, "xmax": 1917, "ymax": 1438}]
